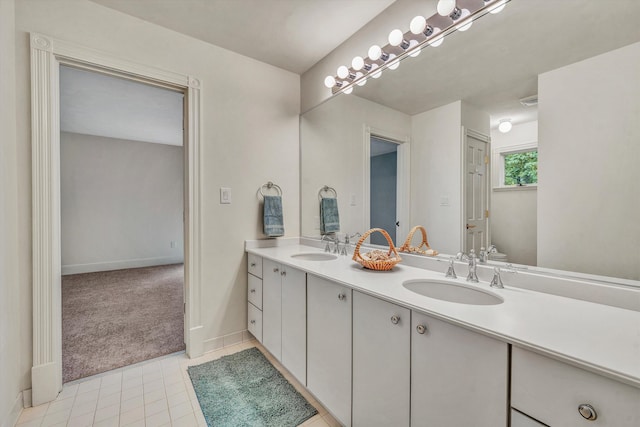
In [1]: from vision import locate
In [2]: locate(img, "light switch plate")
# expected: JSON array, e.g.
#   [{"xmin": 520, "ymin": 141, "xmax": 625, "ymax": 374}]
[{"xmin": 220, "ymin": 187, "xmax": 232, "ymax": 204}]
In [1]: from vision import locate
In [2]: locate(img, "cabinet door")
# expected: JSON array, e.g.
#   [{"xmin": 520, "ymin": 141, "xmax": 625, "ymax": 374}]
[
  {"xmin": 307, "ymin": 275, "xmax": 352, "ymax": 427},
  {"xmin": 411, "ymin": 311, "xmax": 508, "ymax": 427},
  {"xmin": 281, "ymin": 266, "xmax": 306, "ymax": 385},
  {"xmin": 353, "ymin": 291, "xmax": 410, "ymax": 427},
  {"xmin": 262, "ymin": 259, "xmax": 282, "ymax": 361}
]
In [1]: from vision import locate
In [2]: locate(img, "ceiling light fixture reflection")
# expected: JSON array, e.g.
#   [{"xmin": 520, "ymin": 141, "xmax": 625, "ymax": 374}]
[
  {"xmin": 498, "ymin": 119, "xmax": 512, "ymax": 133},
  {"xmin": 323, "ymin": 0, "xmax": 511, "ymax": 94}
]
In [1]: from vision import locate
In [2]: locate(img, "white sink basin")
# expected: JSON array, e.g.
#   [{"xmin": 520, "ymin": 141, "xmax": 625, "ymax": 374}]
[
  {"xmin": 403, "ymin": 280, "xmax": 503, "ymax": 305},
  {"xmin": 290, "ymin": 252, "xmax": 338, "ymax": 261}
]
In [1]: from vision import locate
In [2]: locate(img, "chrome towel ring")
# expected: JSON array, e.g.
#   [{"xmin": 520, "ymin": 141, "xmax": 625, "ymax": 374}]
[
  {"xmin": 318, "ymin": 185, "xmax": 337, "ymax": 201},
  {"xmin": 259, "ymin": 181, "xmax": 282, "ymax": 198}
]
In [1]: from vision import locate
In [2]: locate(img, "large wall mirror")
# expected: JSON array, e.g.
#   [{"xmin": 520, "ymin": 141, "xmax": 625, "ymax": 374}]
[{"xmin": 301, "ymin": 0, "xmax": 640, "ymax": 282}]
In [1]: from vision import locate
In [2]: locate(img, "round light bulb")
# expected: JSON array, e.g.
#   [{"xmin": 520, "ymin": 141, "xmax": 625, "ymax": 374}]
[
  {"xmin": 343, "ymin": 85, "xmax": 353, "ymax": 95},
  {"xmin": 388, "ymin": 29, "xmax": 404, "ymax": 47},
  {"xmin": 428, "ymin": 29, "xmax": 444, "ymax": 47},
  {"xmin": 388, "ymin": 54, "xmax": 400, "ymax": 70},
  {"xmin": 456, "ymin": 9, "xmax": 473, "ymax": 31},
  {"xmin": 370, "ymin": 64, "xmax": 382, "ymax": 79},
  {"xmin": 368, "ymin": 45, "xmax": 382, "ymax": 61},
  {"xmin": 410, "ymin": 15, "xmax": 426, "ymax": 35},
  {"xmin": 324, "ymin": 75, "xmax": 336, "ymax": 88},
  {"xmin": 408, "ymin": 40, "xmax": 421, "ymax": 57},
  {"xmin": 437, "ymin": 0, "xmax": 456, "ymax": 16},
  {"xmin": 489, "ymin": 0, "xmax": 507, "ymax": 14},
  {"xmin": 337, "ymin": 66, "xmax": 349, "ymax": 79},
  {"xmin": 498, "ymin": 119, "xmax": 512, "ymax": 133},
  {"xmin": 356, "ymin": 72, "xmax": 367, "ymax": 87},
  {"xmin": 352, "ymin": 56, "xmax": 364, "ymax": 71}
]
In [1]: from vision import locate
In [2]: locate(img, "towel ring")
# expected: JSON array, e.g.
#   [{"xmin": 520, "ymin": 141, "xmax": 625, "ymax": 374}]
[
  {"xmin": 259, "ymin": 181, "xmax": 282, "ymax": 198},
  {"xmin": 318, "ymin": 185, "xmax": 337, "ymax": 201}
]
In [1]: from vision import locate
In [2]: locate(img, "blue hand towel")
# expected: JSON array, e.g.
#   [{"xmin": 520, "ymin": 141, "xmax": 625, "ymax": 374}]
[
  {"xmin": 263, "ymin": 195, "xmax": 284, "ymax": 237},
  {"xmin": 320, "ymin": 197, "xmax": 340, "ymax": 234}
]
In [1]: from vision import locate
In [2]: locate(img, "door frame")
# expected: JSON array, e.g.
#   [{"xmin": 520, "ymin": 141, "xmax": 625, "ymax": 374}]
[
  {"xmin": 30, "ymin": 33, "xmax": 204, "ymax": 405},
  {"xmin": 363, "ymin": 125, "xmax": 410, "ymax": 246},
  {"xmin": 460, "ymin": 127, "xmax": 491, "ymax": 252}
]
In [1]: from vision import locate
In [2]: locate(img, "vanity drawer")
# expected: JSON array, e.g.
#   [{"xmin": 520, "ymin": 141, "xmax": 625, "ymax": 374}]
[
  {"xmin": 248, "ymin": 253, "xmax": 262, "ymax": 278},
  {"xmin": 511, "ymin": 347, "xmax": 640, "ymax": 426},
  {"xmin": 248, "ymin": 274, "xmax": 263, "ymax": 309},
  {"xmin": 247, "ymin": 302, "xmax": 262, "ymax": 343}
]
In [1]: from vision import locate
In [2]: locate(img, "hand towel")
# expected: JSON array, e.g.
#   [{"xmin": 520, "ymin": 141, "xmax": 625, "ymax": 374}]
[
  {"xmin": 263, "ymin": 195, "xmax": 284, "ymax": 237},
  {"xmin": 320, "ymin": 197, "xmax": 340, "ymax": 234}
]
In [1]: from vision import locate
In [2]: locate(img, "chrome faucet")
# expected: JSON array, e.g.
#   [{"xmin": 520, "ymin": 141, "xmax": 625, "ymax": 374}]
[
  {"xmin": 478, "ymin": 247, "xmax": 488, "ymax": 264},
  {"xmin": 321, "ymin": 234, "xmax": 338, "ymax": 253},
  {"xmin": 445, "ymin": 258, "xmax": 457, "ymax": 279},
  {"xmin": 340, "ymin": 232, "xmax": 361, "ymax": 256},
  {"xmin": 466, "ymin": 249, "xmax": 479, "ymax": 283},
  {"xmin": 490, "ymin": 267, "xmax": 504, "ymax": 289}
]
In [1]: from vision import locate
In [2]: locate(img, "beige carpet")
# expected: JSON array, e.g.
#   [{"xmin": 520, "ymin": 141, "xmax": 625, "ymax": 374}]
[{"xmin": 62, "ymin": 264, "xmax": 185, "ymax": 383}]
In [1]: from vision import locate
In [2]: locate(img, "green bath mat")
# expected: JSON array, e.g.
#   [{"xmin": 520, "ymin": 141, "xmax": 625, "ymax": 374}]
[{"xmin": 188, "ymin": 347, "xmax": 318, "ymax": 427}]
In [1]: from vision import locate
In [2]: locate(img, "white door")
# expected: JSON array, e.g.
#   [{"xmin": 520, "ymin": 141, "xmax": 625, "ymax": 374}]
[
  {"xmin": 353, "ymin": 291, "xmax": 410, "ymax": 427},
  {"xmin": 280, "ymin": 266, "xmax": 306, "ymax": 385},
  {"xmin": 262, "ymin": 259, "xmax": 282, "ymax": 361},
  {"xmin": 307, "ymin": 275, "xmax": 352, "ymax": 427},
  {"xmin": 464, "ymin": 130, "xmax": 490, "ymax": 253},
  {"xmin": 411, "ymin": 311, "xmax": 508, "ymax": 427}
]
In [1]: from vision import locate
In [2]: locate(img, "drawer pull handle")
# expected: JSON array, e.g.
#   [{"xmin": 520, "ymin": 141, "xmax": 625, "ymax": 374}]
[
  {"xmin": 338, "ymin": 293, "xmax": 346, "ymax": 301},
  {"xmin": 578, "ymin": 404, "xmax": 597, "ymax": 421},
  {"xmin": 250, "ymin": 262, "xmax": 256, "ymax": 267},
  {"xmin": 250, "ymin": 319, "xmax": 256, "ymax": 324},
  {"xmin": 416, "ymin": 324, "xmax": 427, "ymax": 334},
  {"xmin": 250, "ymin": 289, "xmax": 256, "ymax": 293},
  {"xmin": 390, "ymin": 315, "xmax": 400, "ymax": 325},
  {"xmin": 273, "ymin": 268, "xmax": 279, "ymax": 273}
]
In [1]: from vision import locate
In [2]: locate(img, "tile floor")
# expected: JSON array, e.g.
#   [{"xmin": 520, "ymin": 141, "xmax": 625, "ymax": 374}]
[{"xmin": 15, "ymin": 340, "xmax": 339, "ymax": 427}]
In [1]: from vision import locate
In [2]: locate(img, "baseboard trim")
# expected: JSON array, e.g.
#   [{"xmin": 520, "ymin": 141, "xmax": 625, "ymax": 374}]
[
  {"xmin": 62, "ymin": 256, "xmax": 184, "ymax": 275},
  {"xmin": 1, "ymin": 392, "xmax": 23, "ymax": 427},
  {"xmin": 31, "ymin": 362, "xmax": 59, "ymax": 407},
  {"xmin": 202, "ymin": 329, "xmax": 251, "ymax": 354}
]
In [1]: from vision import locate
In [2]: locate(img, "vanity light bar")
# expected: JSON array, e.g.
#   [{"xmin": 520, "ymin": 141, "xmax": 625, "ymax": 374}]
[{"xmin": 324, "ymin": 0, "xmax": 510, "ymax": 95}]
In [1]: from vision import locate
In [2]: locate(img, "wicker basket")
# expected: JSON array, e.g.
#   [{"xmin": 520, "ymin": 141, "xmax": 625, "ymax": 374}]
[
  {"xmin": 352, "ymin": 228, "xmax": 402, "ymax": 271},
  {"xmin": 399, "ymin": 225, "xmax": 439, "ymax": 256}
]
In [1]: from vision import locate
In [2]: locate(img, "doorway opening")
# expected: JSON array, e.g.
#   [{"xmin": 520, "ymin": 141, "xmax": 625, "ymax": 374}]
[
  {"xmin": 369, "ymin": 137, "xmax": 399, "ymax": 245},
  {"xmin": 462, "ymin": 128, "xmax": 491, "ymax": 254},
  {"xmin": 59, "ymin": 65, "xmax": 185, "ymax": 382}
]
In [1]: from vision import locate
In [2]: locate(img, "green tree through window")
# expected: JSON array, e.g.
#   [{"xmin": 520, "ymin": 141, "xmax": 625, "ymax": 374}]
[{"xmin": 504, "ymin": 151, "xmax": 537, "ymax": 185}]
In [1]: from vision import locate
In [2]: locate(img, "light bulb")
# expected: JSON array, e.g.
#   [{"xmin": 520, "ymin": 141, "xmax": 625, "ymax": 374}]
[
  {"xmin": 337, "ymin": 65, "xmax": 349, "ymax": 79},
  {"xmin": 388, "ymin": 54, "xmax": 400, "ymax": 70},
  {"xmin": 408, "ymin": 40, "xmax": 421, "ymax": 57},
  {"xmin": 498, "ymin": 119, "xmax": 512, "ymax": 133},
  {"xmin": 388, "ymin": 29, "xmax": 404, "ymax": 47},
  {"xmin": 456, "ymin": 9, "xmax": 473, "ymax": 31},
  {"xmin": 324, "ymin": 75, "xmax": 336, "ymax": 88},
  {"xmin": 368, "ymin": 45, "xmax": 382, "ymax": 61},
  {"xmin": 428, "ymin": 28, "xmax": 444, "ymax": 47},
  {"xmin": 356, "ymin": 72, "xmax": 367, "ymax": 87},
  {"xmin": 352, "ymin": 56, "xmax": 364, "ymax": 71},
  {"xmin": 370, "ymin": 64, "xmax": 382, "ymax": 79},
  {"xmin": 437, "ymin": 0, "xmax": 456, "ymax": 16},
  {"xmin": 343, "ymin": 85, "xmax": 353, "ymax": 95},
  {"xmin": 410, "ymin": 16, "xmax": 426, "ymax": 35},
  {"xmin": 489, "ymin": 0, "xmax": 507, "ymax": 14}
]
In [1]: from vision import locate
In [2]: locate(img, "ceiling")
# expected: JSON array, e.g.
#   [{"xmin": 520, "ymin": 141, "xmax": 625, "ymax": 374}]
[{"xmin": 90, "ymin": 0, "xmax": 397, "ymax": 74}]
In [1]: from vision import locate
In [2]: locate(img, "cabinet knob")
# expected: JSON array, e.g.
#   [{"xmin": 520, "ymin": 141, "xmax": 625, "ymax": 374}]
[
  {"xmin": 578, "ymin": 404, "xmax": 597, "ymax": 421},
  {"xmin": 416, "ymin": 324, "xmax": 427, "ymax": 334},
  {"xmin": 281, "ymin": 271, "xmax": 287, "ymax": 276},
  {"xmin": 250, "ymin": 289, "xmax": 256, "ymax": 293},
  {"xmin": 250, "ymin": 262, "xmax": 256, "ymax": 267},
  {"xmin": 338, "ymin": 293, "xmax": 346, "ymax": 301},
  {"xmin": 273, "ymin": 268, "xmax": 279, "ymax": 273},
  {"xmin": 250, "ymin": 319, "xmax": 256, "ymax": 325},
  {"xmin": 390, "ymin": 315, "xmax": 400, "ymax": 325}
]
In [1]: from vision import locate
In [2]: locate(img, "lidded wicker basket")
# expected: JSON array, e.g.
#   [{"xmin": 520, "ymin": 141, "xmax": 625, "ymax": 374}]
[
  {"xmin": 399, "ymin": 225, "xmax": 439, "ymax": 256},
  {"xmin": 352, "ymin": 228, "xmax": 402, "ymax": 271}
]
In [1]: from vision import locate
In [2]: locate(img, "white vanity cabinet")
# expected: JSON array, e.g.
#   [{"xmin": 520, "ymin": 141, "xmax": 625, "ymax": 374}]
[
  {"xmin": 262, "ymin": 259, "xmax": 306, "ymax": 378},
  {"xmin": 511, "ymin": 347, "xmax": 640, "ymax": 426},
  {"xmin": 352, "ymin": 291, "xmax": 410, "ymax": 427},
  {"xmin": 411, "ymin": 311, "xmax": 508, "ymax": 427},
  {"xmin": 307, "ymin": 275, "xmax": 352, "ymax": 427}
]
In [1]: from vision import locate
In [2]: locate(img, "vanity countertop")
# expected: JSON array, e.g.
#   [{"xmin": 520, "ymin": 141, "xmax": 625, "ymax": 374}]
[{"xmin": 247, "ymin": 244, "xmax": 640, "ymax": 388}]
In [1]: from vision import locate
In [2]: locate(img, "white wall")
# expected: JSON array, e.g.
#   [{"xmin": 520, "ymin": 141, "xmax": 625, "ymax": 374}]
[
  {"xmin": 61, "ymin": 132, "xmax": 184, "ymax": 275},
  {"xmin": 410, "ymin": 101, "xmax": 462, "ymax": 255},
  {"xmin": 537, "ymin": 41, "xmax": 640, "ymax": 280},
  {"xmin": 14, "ymin": 0, "xmax": 300, "ymax": 393},
  {"xmin": 490, "ymin": 121, "xmax": 538, "ymax": 266},
  {"xmin": 300, "ymin": 94, "xmax": 411, "ymax": 237},
  {"xmin": 1, "ymin": 0, "xmax": 26, "ymax": 424}
]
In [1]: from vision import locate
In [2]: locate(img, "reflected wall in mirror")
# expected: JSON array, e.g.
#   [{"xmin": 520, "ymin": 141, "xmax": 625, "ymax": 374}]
[{"xmin": 301, "ymin": 0, "xmax": 640, "ymax": 281}]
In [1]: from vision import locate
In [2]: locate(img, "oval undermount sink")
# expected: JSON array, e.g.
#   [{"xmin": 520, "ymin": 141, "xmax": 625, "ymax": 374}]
[
  {"xmin": 403, "ymin": 279, "xmax": 503, "ymax": 305},
  {"xmin": 290, "ymin": 252, "xmax": 338, "ymax": 261}
]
